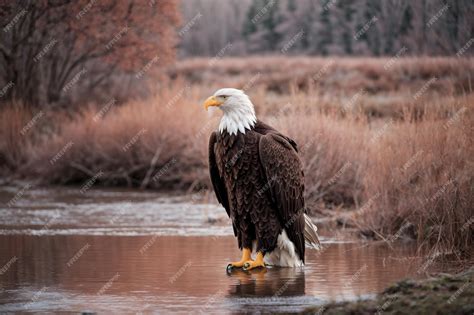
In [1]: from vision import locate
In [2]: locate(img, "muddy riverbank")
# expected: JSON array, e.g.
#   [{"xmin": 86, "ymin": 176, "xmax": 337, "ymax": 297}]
[{"xmin": 304, "ymin": 267, "xmax": 474, "ymax": 315}]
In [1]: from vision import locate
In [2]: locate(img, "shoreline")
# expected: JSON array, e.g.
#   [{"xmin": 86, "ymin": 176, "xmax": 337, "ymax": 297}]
[{"xmin": 303, "ymin": 267, "xmax": 474, "ymax": 314}]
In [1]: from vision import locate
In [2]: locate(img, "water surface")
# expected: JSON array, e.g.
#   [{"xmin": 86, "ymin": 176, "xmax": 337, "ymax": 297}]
[{"xmin": 0, "ymin": 186, "xmax": 439, "ymax": 314}]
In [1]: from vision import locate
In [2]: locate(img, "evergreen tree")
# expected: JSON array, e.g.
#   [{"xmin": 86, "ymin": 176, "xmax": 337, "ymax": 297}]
[
  {"xmin": 278, "ymin": 0, "xmax": 304, "ymax": 52},
  {"xmin": 287, "ymin": 0, "xmax": 297, "ymax": 13},
  {"xmin": 318, "ymin": 0, "xmax": 333, "ymax": 55},
  {"xmin": 361, "ymin": 0, "xmax": 381, "ymax": 56},
  {"xmin": 242, "ymin": 0, "xmax": 260, "ymax": 38},
  {"xmin": 337, "ymin": 0, "xmax": 355, "ymax": 54},
  {"xmin": 299, "ymin": 3, "xmax": 314, "ymax": 52},
  {"xmin": 261, "ymin": 0, "xmax": 281, "ymax": 50},
  {"xmin": 399, "ymin": 4, "xmax": 413, "ymax": 35}
]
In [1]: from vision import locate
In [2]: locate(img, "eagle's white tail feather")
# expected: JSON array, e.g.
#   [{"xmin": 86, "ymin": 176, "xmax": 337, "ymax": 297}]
[
  {"xmin": 304, "ymin": 214, "xmax": 321, "ymax": 250},
  {"xmin": 264, "ymin": 230, "xmax": 304, "ymax": 267},
  {"xmin": 261, "ymin": 216, "xmax": 321, "ymax": 267}
]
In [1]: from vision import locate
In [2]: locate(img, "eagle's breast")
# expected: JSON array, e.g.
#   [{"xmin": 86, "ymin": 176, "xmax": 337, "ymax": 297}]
[{"xmin": 214, "ymin": 129, "xmax": 268, "ymax": 219}]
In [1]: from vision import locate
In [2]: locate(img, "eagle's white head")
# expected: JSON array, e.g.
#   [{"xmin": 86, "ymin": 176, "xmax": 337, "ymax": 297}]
[{"xmin": 203, "ymin": 88, "xmax": 257, "ymax": 136}]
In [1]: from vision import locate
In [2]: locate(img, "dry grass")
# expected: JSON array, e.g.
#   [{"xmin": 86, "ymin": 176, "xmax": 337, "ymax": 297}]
[
  {"xmin": 268, "ymin": 92, "xmax": 473, "ymax": 255},
  {"xmin": 171, "ymin": 56, "xmax": 473, "ymax": 119},
  {"xmin": 357, "ymin": 113, "xmax": 474, "ymax": 254},
  {"xmin": 9, "ymin": 84, "xmax": 212, "ymax": 189},
  {"xmin": 171, "ymin": 56, "xmax": 473, "ymax": 94},
  {"xmin": 1, "ymin": 57, "xmax": 473, "ymax": 254}
]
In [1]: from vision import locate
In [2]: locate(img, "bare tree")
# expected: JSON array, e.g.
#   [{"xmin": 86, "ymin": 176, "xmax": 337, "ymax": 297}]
[{"xmin": 0, "ymin": 0, "xmax": 180, "ymax": 107}]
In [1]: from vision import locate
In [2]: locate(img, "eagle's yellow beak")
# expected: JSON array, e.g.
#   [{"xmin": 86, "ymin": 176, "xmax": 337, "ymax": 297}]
[{"xmin": 203, "ymin": 95, "xmax": 223, "ymax": 111}]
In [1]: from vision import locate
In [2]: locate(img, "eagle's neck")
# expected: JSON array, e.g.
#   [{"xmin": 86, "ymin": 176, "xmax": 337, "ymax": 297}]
[{"xmin": 219, "ymin": 105, "xmax": 257, "ymax": 136}]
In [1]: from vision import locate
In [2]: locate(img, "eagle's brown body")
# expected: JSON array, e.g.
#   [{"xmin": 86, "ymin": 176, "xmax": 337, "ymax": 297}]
[{"xmin": 209, "ymin": 120, "xmax": 306, "ymax": 262}]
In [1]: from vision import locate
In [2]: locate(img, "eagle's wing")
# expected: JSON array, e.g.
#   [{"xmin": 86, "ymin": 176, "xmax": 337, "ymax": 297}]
[
  {"xmin": 209, "ymin": 132, "xmax": 230, "ymax": 217},
  {"xmin": 258, "ymin": 133, "xmax": 306, "ymax": 262}
]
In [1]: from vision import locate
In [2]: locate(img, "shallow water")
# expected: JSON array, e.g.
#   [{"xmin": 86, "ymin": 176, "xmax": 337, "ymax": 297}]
[{"xmin": 0, "ymin": 185, "xmax": 439, "ymax": 314}]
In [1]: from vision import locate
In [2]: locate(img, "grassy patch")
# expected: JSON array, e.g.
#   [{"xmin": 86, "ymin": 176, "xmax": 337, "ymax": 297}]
[{"xmin": 303, "ymin": 267, "xmax": 474, "ymax": 315}]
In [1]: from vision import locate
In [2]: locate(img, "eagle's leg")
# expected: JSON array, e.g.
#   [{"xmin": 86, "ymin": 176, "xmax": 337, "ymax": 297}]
[
  {"xmin": 227, "ymin": 248, "xmax": 252, "ymax": 270},
  {"xmin": 242, "ymin": 252, "xmax": 265, "ymax": 271}
]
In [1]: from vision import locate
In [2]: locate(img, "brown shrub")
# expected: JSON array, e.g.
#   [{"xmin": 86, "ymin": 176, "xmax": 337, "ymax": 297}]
[
  {"xmin": 357, "ymin": 107, "xmax": 473, "ymax": 254},
  {"xmin": 0, "ymin": 104, "xmax": 36, "ymax": 173},
  {"xmin": 6, "ymin": 84, "xmax": 213, "ymax": 189}
]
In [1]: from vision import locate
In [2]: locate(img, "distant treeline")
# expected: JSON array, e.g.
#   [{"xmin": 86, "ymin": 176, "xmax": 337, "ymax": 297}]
[{"xmin": 179, "ymin": 0, "xmax": 473, "ymax": 57}]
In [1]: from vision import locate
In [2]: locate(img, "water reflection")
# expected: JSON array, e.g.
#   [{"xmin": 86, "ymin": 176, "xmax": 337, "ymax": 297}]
[
  {"xmin": 0, "ymin": 235, "xmax": 434, "ymax": 313},
  {"xmin": 226, "ymin": 267, "xmax": 305, "ymax": 297}
]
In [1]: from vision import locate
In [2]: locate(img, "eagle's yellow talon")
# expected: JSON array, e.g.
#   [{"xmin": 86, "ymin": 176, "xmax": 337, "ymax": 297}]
[
  {"xmin": 242, "ymin": 260, "xmax": 265, "ymax": 270},
  {"xmin": 227, "ymin": 260, "xmax": 252, "ymax": 269},
  {"xmin": 242, "ymin": 252, "xmax": 265, "ymax": 271},
  {"xmin": 227, "ymin": 248, "xmax": 252, "ymax": 270}
]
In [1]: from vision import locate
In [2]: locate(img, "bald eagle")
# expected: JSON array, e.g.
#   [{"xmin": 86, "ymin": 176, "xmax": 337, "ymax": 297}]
[{"xmin": 204, "ymin": 88, "xmax": 320, "ymax": 271}]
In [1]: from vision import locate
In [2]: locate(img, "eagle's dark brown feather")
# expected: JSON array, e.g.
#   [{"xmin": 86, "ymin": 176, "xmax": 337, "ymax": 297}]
[
  {"xmin": 258, "ymin": 133, "xmax": 306, "ymax": 262},
  {"xmin": 208, "ymin": 132, "xmax": 230, "ymax": 217},
  {"xmin": 208, "ymin": 120, "xmax": 306, "ymax": 262}
]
